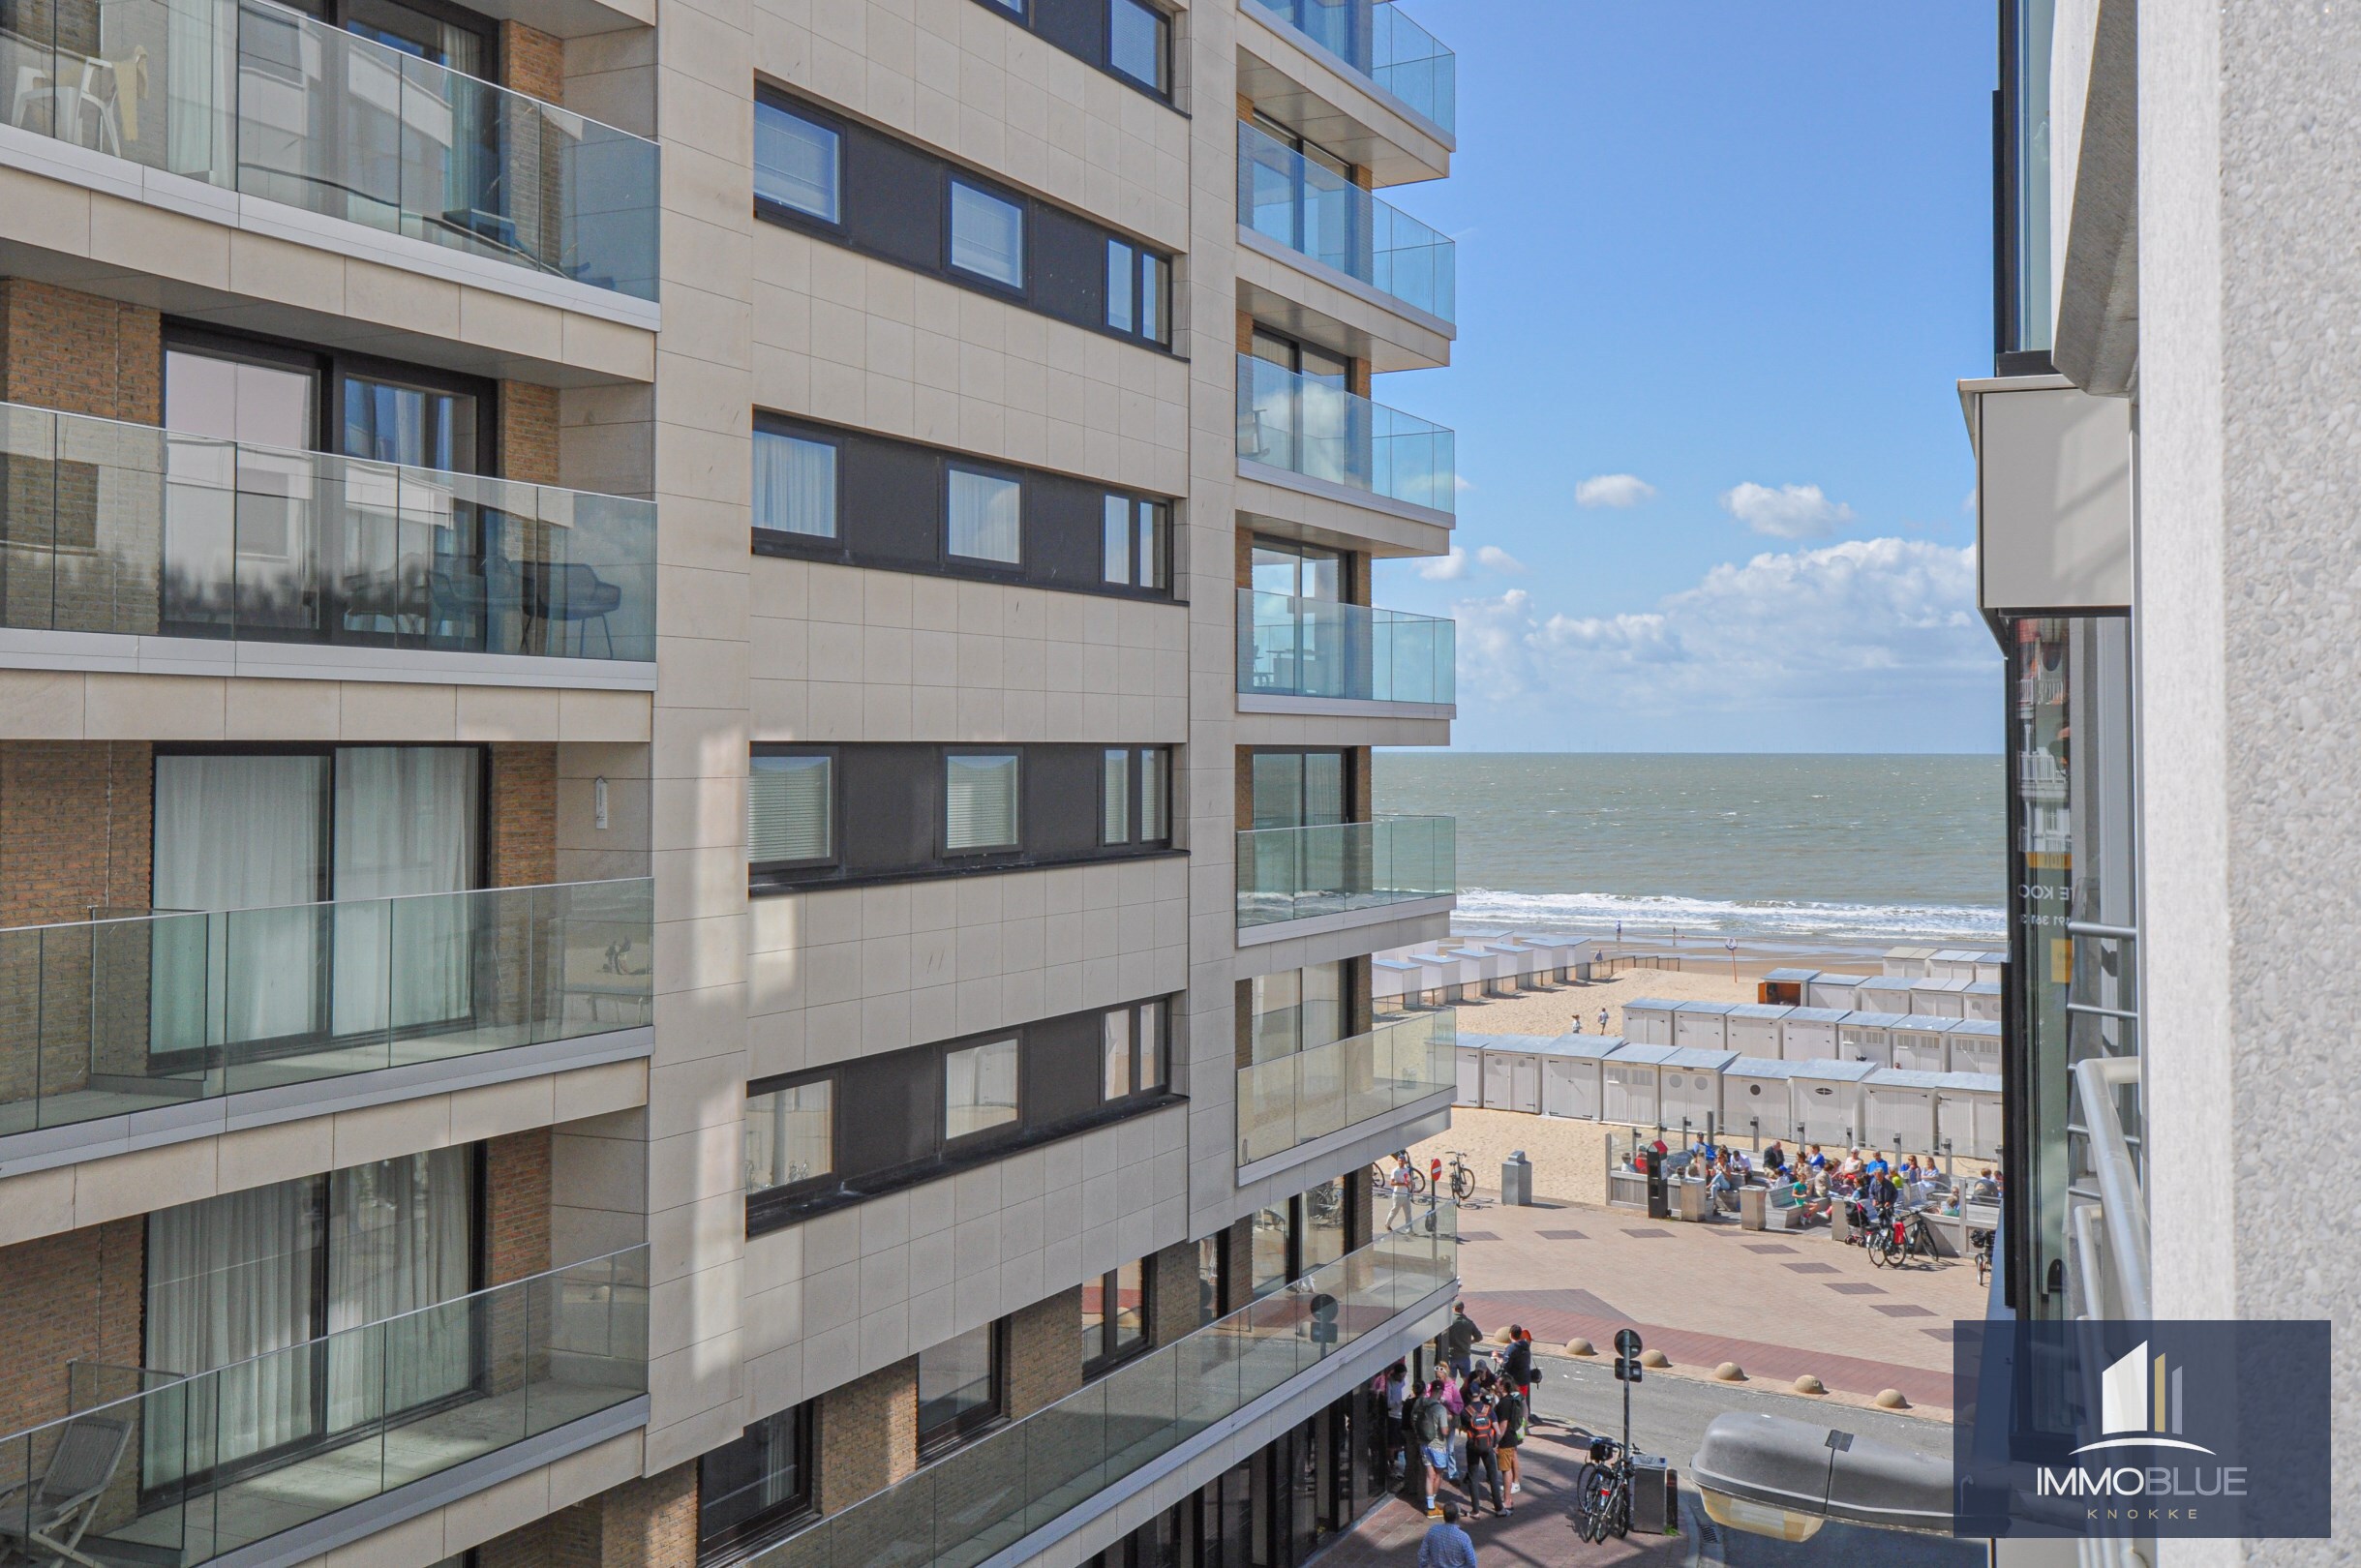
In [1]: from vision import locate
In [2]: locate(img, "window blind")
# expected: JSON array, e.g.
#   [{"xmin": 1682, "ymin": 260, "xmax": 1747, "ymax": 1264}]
[
  {"xmin": 1102, "ymin": 748, "xmax": 1130, "ymax": 843},
  {"xmin": 750, "ymin": 754, "xmax": 832, "ymax": 862},
  {"xmin": 1140, "ymin": 747, "xmax": 1167, "ymax": 840},
  {"xmin": 945, "ymin": 753, "xmax": 1019, "ymax": 850},
  {"xmin": 949, "ymin": 468, "xmax": 1022, "ymax": 563},
  {"xmin": 753, "ymin": 431, "xmax": 837, "ymax": 537}
]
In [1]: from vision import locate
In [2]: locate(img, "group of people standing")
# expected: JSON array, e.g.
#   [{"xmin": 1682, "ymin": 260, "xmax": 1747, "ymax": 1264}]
[{"xmin": 1378, "ymin": 1304, "xmax": 1537, "ymax": 1521}]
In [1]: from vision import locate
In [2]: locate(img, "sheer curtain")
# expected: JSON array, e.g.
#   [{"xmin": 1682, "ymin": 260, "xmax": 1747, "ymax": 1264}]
[
  {"xmin": 331, "ymin": 747, "xmax": 478, "ymax": 1039},
  {"xmin": 325, "ymin": 1148, "xmax": 474, "ymax": 1430},
  {"xmin": 152, "ymin": 753, "xmax": 327, "ymax": 1049},
  {"xmin": 144, "ymin": 1180, "xmax": 325, "ymax": 1484}
]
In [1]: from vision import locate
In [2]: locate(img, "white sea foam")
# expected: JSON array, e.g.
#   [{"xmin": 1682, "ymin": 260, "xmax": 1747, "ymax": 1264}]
[{"xmin": 1450, "ymin": 886, "xmax": 2004, "ymax": 945}]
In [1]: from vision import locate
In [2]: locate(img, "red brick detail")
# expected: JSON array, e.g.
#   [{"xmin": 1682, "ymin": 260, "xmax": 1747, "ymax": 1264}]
[
  {"xmin": 1147, "ymin": 1241, "xmax": 1199, "ymax": 1348},
  {"xmin": 499, "ymin": 20, "xmax": 565, "ymax": 104},
  {"xmin": 485, "ymin": 1128, "xmax": 553, "ymax": 1284},
  {"xmin": 488, "ymin": 743, "xmax": 559, "ymax": 889},
  {"xmin": 816, "ymin": 1358, "xmax": 918, "ymax": 1514},
  {"xmin": 0, "ymin": 1219, "xmax": 144, "ymax": 1439},
  {"xmin": 0, "ymin": 741, "xmax": 153, "ymax": 926},
  {"xmin": 499, "ymin": 381, "xmax": 562, "ymax": 484},
  {"xmin": 476, "ymin": 1499, "xmax": 603, "ymax": 1568},
  {"xmin": 1003, "ymin": 1287, "xmax": 1082, "ymax": 1419},
  {"xmin": 599, "ymin": 1462, "xmax": 699, "ymax": 1568},
  {"xmin": 0, "ymin": 279, "xmax": 161, "ymax": 423}
]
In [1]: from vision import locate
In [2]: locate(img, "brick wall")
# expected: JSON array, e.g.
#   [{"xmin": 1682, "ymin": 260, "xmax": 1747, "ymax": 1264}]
[
  {"xmin": 0, "ymin": 741, "xmax": 152, "ymax": 926},
  {"xmin": 486, "ymin": 1128, "xmax": 553, "ymax": 1283},
  {"xmin": 499, "ymin": 20, "xmax": 565, "ymax": 103},
  {"xmin": 597, "ymin": 1462, "xmax": 698, "ymax": 1568},
  {"xmin": 0, "ymin": 279, "xmax": 162, "ymax": 423},
  {"xmin": 1002, "ymin": 1286, "xmax": 1082, "ymax": 1419},
  {"xmin": 489, "ymin": 743, "xmax": 560, "ymax": 888},
  {"xmin": 499, "ymin": 381, "xmax": 562, "ymax": 484},
  {"xmin": 1223, "ymin": 1217, "xmax": 1256, "ymax": 1314},
  {"xmin": 1146, "ymin": 1241, "xmax": 1200, "ymax": 1348},
  {"xmin": 0, "ymin": 1219, "xmax": 143, "ymax": 1437},
  {"xmin": 478, "ymin": 1498, "xmax": 603, "ymax": 1568},
  {"xmin": 815, "ymin": 1358, "xmax": 918, "ymax": 1514}
]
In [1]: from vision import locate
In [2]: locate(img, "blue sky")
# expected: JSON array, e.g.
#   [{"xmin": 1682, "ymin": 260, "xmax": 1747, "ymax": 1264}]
[{"xmin": 1364, "ymin": 3, "xmax": 2003, "ymax": 753}]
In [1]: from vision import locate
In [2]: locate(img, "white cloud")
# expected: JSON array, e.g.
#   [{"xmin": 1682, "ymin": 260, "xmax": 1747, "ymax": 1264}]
[
  {"xmin": 1475, "ymin": 545, "xmax": 1527, "ymax": 574},
  {"xmin": 1719, "ymin": 481, "xmax": 1857, "ymax": 538},
  {"xmin": 1449, "ymin": 538, "xmax": 1991, "ymax": 722},
  {"xmin": 1575, "ymin": 472, "xmax": 1657, "ymax": 509},
  {"xmin": 1417, "ymin": 546, "xmax": 1469, "ymax": 582}
]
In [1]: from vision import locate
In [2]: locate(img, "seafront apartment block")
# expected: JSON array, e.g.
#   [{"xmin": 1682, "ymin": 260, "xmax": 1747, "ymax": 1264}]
[
  {"xmin": 0, "ymin": 0, "xmax": 1465, "ymax": 1565},
  {"xmin": 1972, "ymin": 0, "xmax": 2360, "ymax": 1557}
]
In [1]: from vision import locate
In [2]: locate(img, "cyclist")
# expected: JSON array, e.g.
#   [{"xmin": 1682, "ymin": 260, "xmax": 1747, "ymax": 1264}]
[
  {"xmin": 1441, "ymin": 1302, "xmax": 1483, "ymax": 1377},
  {"xmin": 1460, "ymin": 1381, "xmax": 1507, "ymax": 1515}
]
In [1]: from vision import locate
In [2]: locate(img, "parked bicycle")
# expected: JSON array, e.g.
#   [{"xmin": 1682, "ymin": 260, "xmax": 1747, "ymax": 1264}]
[
  {"xmin": 1372, "ymin": 1158, "xmax": 1429, "ymax": 1196},
  {"xmin": 1970, "ymin": 1226, "xmax": 1995, "ymax": 1287},
  {"xmin": 1869, "ymin": 1205, "xmax": 1942, "ymax": 1269},
  {"xmin": 1572, "ymin": 1434, "xmax": 1632, "ymax": 1543},
  {"xmin": 1438, "ymin": 1150, "xmax": 1477, "ymax": 1202}
]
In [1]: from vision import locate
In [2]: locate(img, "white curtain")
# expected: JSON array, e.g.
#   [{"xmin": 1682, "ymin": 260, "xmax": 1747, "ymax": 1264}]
[
  {"xmin": 152, "ymin": 753, "xmax": 327, "ymax": 1048},
  {"xmin": 144, "ymin": 1181, "xmax": 324, "ymax": 1484},
  {"xmin": 331, "ymin": 747, "xmax": 478, "ymax": 1039},
  {"xmin": 325, "ymin": 1148, "xmax": 474, "ymax": 1431}
]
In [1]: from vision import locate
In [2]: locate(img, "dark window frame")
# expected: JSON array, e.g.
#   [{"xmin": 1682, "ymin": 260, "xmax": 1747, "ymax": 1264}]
[
  {"xmin": 942, "ymin": 460, "xmax": 1029, "ymax": 571},
  {"xmin": 1081, "ymin": 1253, "xmax": 1154, "ymax": 1375},
  {"xmin": 940, "ymin": 747, "xmax": 1024, "ymax": 859},
  {"xmin": 746, "ymin": 746, "xmax": 840, "ymax": 874},
  {"xmin": 1100, "ymin": 745, "xmax": 1172, "ymax": 849},
  {"xmin": 946, "ymin": 174, "xmax": 1031, "ymax": 295},
  {"xmin": 741, "ymin": 1070, "xmax": 838, "ymax": 1202},
  {"xmin": 750, "ymin": 424, "xmax": 845, "ymax": 542},
  {"xmin": 751, "ymin": 96, "xmax": 847, "ymax": 229},
  {"xmin": 917, "ymin": 1321, "xmax": 1007, "ymax": 1458},
  {"xmin": 693, "ymin": 1402, "xmax": 816, "ymax": 1565},
  {"xmin": 942, "ymin": 1033, "xmax": 1025, "ymax": 1153},
  {"xmin": 1103, "ymin": 238, "xmax": 1171, "ymax": 347},
  {"xmin": 962, "ymin": 0, "xmax": 1180, "ymax": 107},
  {"xmin": 1105, "ymin": 0, "xmax": 1170, "ymax": 99}
]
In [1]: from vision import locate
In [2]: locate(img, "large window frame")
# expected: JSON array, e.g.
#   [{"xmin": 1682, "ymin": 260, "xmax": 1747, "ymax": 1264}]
[
  {"xmin": 747, "ymin": 748, "xmax": 837, "ymax": 872},
  {"xmin": 1081, "ymin": 1254, "xmax": 1153, "ymax": 1375},
  {"xmin": 917, "ymin": 1322, "xmax": 1005, "ymax": 1458},
  {"xmin": 944, "ymin": 464, "xmax": 1027, "ymax": 568},
  {"xmin": 941, "ymin": 749, "xmax": 1023, "ymax": 858},
  {"xmin": 1100, "ymin": 746, "xmax": 1172, "ymax": 849},
  {"xmin": 1105, "ymin": 0, "xmax": 1170, "ymax": 97},
  {"xmin": 694, "ymin": 1403, "xmax": 815, "ymax": 1564},
  {"xmin": 752, "ymin": 97, "xmax": 844, "ymax": 226},
  {"xmin": 948, "ymin": 177, "xmax": 1029, "ymax": 292}
]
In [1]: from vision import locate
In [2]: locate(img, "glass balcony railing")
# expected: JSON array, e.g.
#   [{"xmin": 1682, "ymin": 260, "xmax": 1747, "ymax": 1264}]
[
  {"xmin": 1236, "ymin": 816, "xmax": 1456, "ymax": 929},
  {"xmin": 0, "ymin": 401, "xmax": 655, "ymax": 660},
  {"xmin": 1238, "ymin": 121, "xmax": 1454, "ymax": 320},
  {"xmin": 1244, "ymin": 0, "xmax": 1455, "ymax": 132},
  {"xmin": 1237, "ymin": 1011, "xmax": 1454, "ymax": 1164},
  {"xmin": 0, "ymin": 0, "xmax": 657, "ymax": 298},
  {"xmin": 1237, "ymin": 588, "xmax": 1455, "ymax": 706},
  {"xmin": 747, "ymin": 1208, "xmax": 1457, "ymax": 1568},
  {"xmin": 0, "ymin": 877, "xmax": 653, "ymax": 1140},
  {"xmin": 1236, "ymin": 356, "xmax": 1455, "ymax": 514},
  {"xmin": 0, "ymin": 1247, "xmax": 648, "ymax": 1568}
]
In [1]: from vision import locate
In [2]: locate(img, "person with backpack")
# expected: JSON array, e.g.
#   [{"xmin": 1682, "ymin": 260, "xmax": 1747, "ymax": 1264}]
[
  {"xmin": 1499, "ymin": 1325, "xmax": 1533, "ymax": 1415},
  {"xmin": 1459, "ymin": 1383, "xmax": 1507, "ymax": 1515},
  {"xmin": 1412, "ymin": 1377, "xmax": 1454, "ymax": 1516}
]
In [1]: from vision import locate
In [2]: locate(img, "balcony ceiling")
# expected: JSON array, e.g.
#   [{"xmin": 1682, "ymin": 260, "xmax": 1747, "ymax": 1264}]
[{"xmin": 1237, "ymin": 41, "xmax": 1452, "ymax": 188}]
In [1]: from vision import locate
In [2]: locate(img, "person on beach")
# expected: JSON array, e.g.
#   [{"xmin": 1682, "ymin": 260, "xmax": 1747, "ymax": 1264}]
[
  {"xmin": 1598, "ymin": 1007, "xmax": 1610, "ymax": 1035},
  {"xmin": 1806, "ymin": 1143, "xmax": 1828, "ymax": 1171}
]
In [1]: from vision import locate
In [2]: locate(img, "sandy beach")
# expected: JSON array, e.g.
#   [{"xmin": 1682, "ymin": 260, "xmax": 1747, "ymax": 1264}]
[{"xmin": 1420, "ymin": 947, "xmax": 1892, "ymax": 1040}]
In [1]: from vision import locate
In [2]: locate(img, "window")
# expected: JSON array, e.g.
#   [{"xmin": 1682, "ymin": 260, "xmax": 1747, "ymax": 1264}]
[
  {"xmin": 947, "ymin": 467, "xmax": 1022, "ymax": 563},
  {"xmin": 743, "ymin": 1078, "xmax": 832, "ymax": 1192},
  {"xmin": 752, "ymin": 430, "xmax": 837, "ymax": 538},
  {"xmin": 917, "ymin": 1322, "xmax": 1002, "ymax": 1454},
  {"xmin": 1106, "ymin": 240, "xmax": 1135, "ymax": 334},
  {"xmin": 1101, "ymin": 750, "xmax": 1130, "ymax": 845},
  {"xmin": 1107, "ymin": 0, "xmax": 1168, "ymax": 94},
  {"xmin": 1248, "ymin": 962, "xmax": 1347, "ymax": 1065},
  {"xmin": 944, "ymin": 752, "xmax": 1020, "ymax": 851},
  {"xmin": 1102, "ymin": 495, "xmax": 1132, "ymax": 583},
  {"xmin": 697, "ymin": 1406, "xmax": 813, "ymax": 1559},
  {"xmin": 1099, "ymin": 746, "xmax": 1170, "ymax": 848},
  {"xmin": 1249, "ymin": 1203, "xmax": 1291, "ymax": 1298},
  {"xmin": 1101, "ymin": 997, "xmax": 1165, "ymax": 1101},
  {"xmin": 1103, "ymin": 241, "xmax": 1171, "ymax": 347},
  {"xmin": 945, "ymin": 1037, "xmax": 1020, "ymax": 1140},
  {"xmin": 1140, "ymin": 750, "xmax": 1168, "ymax": 842},
  {"xmin": 748, "ymin": 752, "xmax": 832, "ymax": 865},
  {"xmin": 950, "ymin": 180, "xmax": 1025, "ymax": 287},
  {"xmin": 1102, "ymin": 1007, "xmax": 1132, "ymax": 1100},
  {"xmin": 754, "ymin": 100, "xmax": 842, "ymax": 222},
  {"xmin": 1101, "ymin": 495, "xmax": 1168, "ymax": 588},
  {"xmin": 1136, "ymin": 998, "xmax": 1165, "ymax": 1090},
  {"xmin": 1196, "ymin": 1232, "xmax": 1225, "ymax": 1326},
  {"xmin": 1082, "ymin": 1256, "xmax": 1151, "ymax": 1370},
  {"xmin": 1300, "ymin": 1177, "xmax": 1347, "ymax": 1273}
]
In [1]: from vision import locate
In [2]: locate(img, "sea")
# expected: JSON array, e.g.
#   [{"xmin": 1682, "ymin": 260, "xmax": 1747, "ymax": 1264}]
[{"xmin": 1372, "ymin": 752, "xmax": 2006, "ymax": 954}]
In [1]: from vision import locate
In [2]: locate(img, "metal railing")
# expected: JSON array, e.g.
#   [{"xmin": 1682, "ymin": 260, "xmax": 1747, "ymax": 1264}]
[
  {"xmin": 0, "ymin": 0, "xmax": 657, "ymax": 297},
  {"xmin": 1234, "ymin": 816, "xmax": 1455, "ymax": 929},
  {"xmin": 1236, "ymin": 588, "xmax": 1454, "ymax": 706},
  {"xmin": 1242, "ymin": 0, "xmax": 1456, "ymax": 132},
  {"xmin": 1237, "ymin": 121, "xmax": 1454, "ymax": 319},
  {"xmin": 1237, "ymin": 1010, "xmax": 1454, "ymax": 1163},
  {"xmin": 1, "ymin": 1246, "xmax": 648, "ymax": 1568},
  {"xmin": 1235, "ymin": 355, "xmax": 1456, "ymax": 514},
  {"xmin": 2066, "ymin": 1054, "xmax": 2148, "ymax": 1320},
  {"xmin": 0, "ymin": 401, "xmax": 657, "ymax": 660},
  {"xmin": 749, "ymin": 1209, "xmax": 1457, "ymax": 1568},
  {"xmin": 0, "ymin": 877, "xmax": 653, "ymax": 1139}
]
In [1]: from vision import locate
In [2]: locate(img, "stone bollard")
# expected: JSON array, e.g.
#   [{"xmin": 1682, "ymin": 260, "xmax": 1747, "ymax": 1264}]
[{"xmin": 1500, "ymin": 1151, "xmax": 1533, "ymax": 1206}]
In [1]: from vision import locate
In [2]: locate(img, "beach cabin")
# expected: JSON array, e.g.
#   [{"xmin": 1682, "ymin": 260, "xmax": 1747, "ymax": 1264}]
[
  {"xmin": 1804, "ymin": 973, "xmax": 1869, "ymax": 1010},
  {"xmin": 1759, "ymin": 968, "xmax": 1819, "ymax": 1005},
  {"xmin": 1413, "ymin": 950, "xmax": 1478, "ymax": 1003},
  {"xmin": 1373, "ymin": 956, "xmax": 1428, "ymax": 1010},
  {"xmin": 1543, "ymin": 1037, "xmax": 1624, "ymax": 1120},
  {"xmin": 1475, "ymin": 1033, "xmax": 1547, "ymax": 1115},
  {"xmin": 1905, "ymin": 978, "xmax": 1974, "ymax": 1017},
  {"xmin": 1602, "ymin": 1041, "xmax": 1678, "ymax": 1127},
  {"xmin": 1658, "ymin": 1047, "xmax": 1739, "ymax": 1135},
  {"xmin": 1925, "ymin": 950, "xmax": 1987, "ymax": 982},
  {"xmin": 1454, "ymin": 1035, "xmax": 1484, "ymax": 1105},
  {"xmin": 1962, "ymin": 980, "xmax": 2002, "ymax": 1021},
  {"xmin": 1882, "ymin": 946, "xmax": 1939, "ymax": 979},
  {"xmin": 1935, "ymin": 1072, "xmax": 2006, "ymax": 1160},
  {"xmin": 1619, "ymin": 998, "xmax": 1679, "ymax": 1046},
  {"xmin": 1836, "ymin": 1011, "xmax": 1910, "ymax": 1067},
  {"xmin": 1534, "ymin": 935, "xmax": 1592, "ymax": 982},
  {"xmin": 1789, "ymin": 1059, "xmax": 1880, "ymax": 1147},
  {"xmin": 1775, "ymin": 1007, "xmax": 1848, "ymax": 1061},
  {"xmin": 1946, "ymin": 1019, "xmax": 2003, "ymax": 1076},
  {"xmin": 1673, "ymin": 1001, "xmax": 1737, "ymax": 1050},
  {"xmin": 1721, "ymin": 1056, "xmax": 1804, "ymax": 1137},
  {"xmin": 1888, "ymin": 1016, "xmax": 1958, "ymax": 1072},
  {"xmin": 1860, "ymin": 1069, "xmax": 1949, "ymax": 1155},
  {"xmin": 1856, "ymin": 976, "xmax": 1918, "ymax": 1015},
  {"xmin": 1979, "ymin": 951, "xmax": 2009, "ymax": 983},
  {"xmin": 1723, "ymin": 1003, "xmax": 1792, "ymax": 1056},
  {"xmin": 1498, "ymin": 938, "xmax": 1557, "ymax": 989}
]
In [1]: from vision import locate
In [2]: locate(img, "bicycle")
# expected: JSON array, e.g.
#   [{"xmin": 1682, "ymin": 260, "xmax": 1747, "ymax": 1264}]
[
  {"xmin": 1970, "ymin": 1225, "xmax": 1995, "ymax": 1286},
  {"xmin": 1440, "ymin": 1150, "xmax": 1477, "ymax": 1203},
  {"xmin": 1372, "ymin": 1159, "xmax": 1429, "ymax": 1197},
  {"xmin": 1871, "ymin": 1206, "xmax": 1941, "ymax": 1269},
  {"xmin": 1572, "ymin": 1435, "xmax": 1631, "ymax": 1543}
]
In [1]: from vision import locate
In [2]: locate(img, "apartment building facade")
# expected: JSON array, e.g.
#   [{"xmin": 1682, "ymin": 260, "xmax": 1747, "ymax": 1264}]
[
  {"xmin": 1972, "ymin": 0, "xmax": 2358, "ymax": 1555},
  {"xmin": 0, "ymin": 0, "xmax": 1466, "ymax": 1565}
]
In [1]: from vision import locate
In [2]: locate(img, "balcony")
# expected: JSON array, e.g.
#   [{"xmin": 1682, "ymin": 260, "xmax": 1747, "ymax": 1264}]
[
  {"xmin": 0, "ymin": 0, "xmax": 657, "ymax": 301},
  {"xmin": 0, "ymin": 401, "xmax": 655, "ymax": 677},
  {"xmin": 1239, "ymin": 121, "xmax": 1454, "ymax": 322},
  {"xmin": 1237, "ymin": 1011, "xmax": 1454, "ymax": 1166},
  {"xmin": 0, "ymin": 877, "xmax": 652, "ymax": 1147},
  {"xmin": 0, "ymin": 1247, "xmax": 648, "ymax": 1568},
  {"xmin": 1236, "ymin": 356, "xmax": 1455, "ymax": 516},
  {"xmin": 1243, "ymin": 0, "xmax": 1455, "ymax": 133},
  {"xmin": 749, "ymin": 1209, "xmax": 1457, "ymax": 1568},
  {"xmin": 1235, "ymin": 816, "xmax": 1455, "ymax": 930},
  {"xmin": 1237, "ymin": 588, "xmax": 1453, "ymax": 709}
]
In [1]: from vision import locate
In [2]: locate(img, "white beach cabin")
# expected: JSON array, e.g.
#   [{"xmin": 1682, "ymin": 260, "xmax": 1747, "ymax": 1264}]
[
  {"xmin": 1602, "ymin": 1041, "xmax": 1678, "ymax": 1127},
  {"xmin": 1619, "ymin": 998, "xmax": 1679, "ymax": 1046},
  {"xmin": 1775, "ymin": 1006, "xmax": 1849, "ymax": 1061},
  {"xmin": 1543, "ymin": 1037, "xmax": 1625, "ymax": 1120},
  {"xmin": 1672, "ymin": 1001, "xmax": 1737, "ymax": 1050},
  {"xmin": 1658, "ymin": 1046, "xmax": 1740, "ymax": 1137},
  {"xmin": 1720, "ymin": 1056, "xmax": 1805, "ymax": 1139},
  {"xmin": 1723, "ymin": 1003, "xmax": 1792, "ymax": 1056},
  {"xmin": 1474, "ymin": 1032, "xmax": 1546, "ymax": 1115},
  {"xmin": 1888, "ymin": 1015, "xmax": 1957, "ymax": 1072},
  {"xmin": 1882, "ymin": 946, "xmax": 1940, "ymax": 980},
  {"xmin": 1935, "ymin": 1072, "xmax": 2006, "ymax": 1160},
  {"xmin": 1789, "ymin": 1059, "xmax": 1880, "ymax": 1147},
  {"xmin": 1855, "ymin": 976, "xmax": 1918, "ymax": 1015},
  {"xmin": 1837, "ymin": 1011, "xmax": 1911, "ymax": 1068},
  {"xmin": 1946, "ymin": 1019, "xmax": 2003, "ymax": 1076},
  {"xmin": 1804, "ymin": 973, "xmax": 1869, "ymax": 1010},
  {"xmin": 1962, "ymin": 980, "xmax": 2002, "ymax": 1021}
]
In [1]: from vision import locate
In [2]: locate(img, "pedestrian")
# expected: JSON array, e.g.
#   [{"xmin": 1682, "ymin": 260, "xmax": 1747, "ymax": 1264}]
[
  {"xmin": 1494, "ymin": 1377, "xmax": 1527, "ymax": 1497},
  {"xmin": 1500, "ymin": 1324, "xmax": 1533, "ymax": 1415},
  {"xmin": 1417, "ymin": 1498, "xmax": 1478, "ymax": 1568},
  {"xmin": 1598, "ymin": 1006, "xmax": 1610, "ymax": 1035},
  {"xmin": 1413, "ymin": 1379, "xmax": 1454, "ymax": 1516},
  {"xmin": 1460, "ymin": 1383, "xmax": 1507, "ymax": 1515},
  {"xmin": 1383, "ymin": 1360, "xmax": 1410, "ymax": 1482},
  {"xmin": 1571, "ymin": 1013, "xmax": 1584, "ymax": 1034},
  {"xmin": 1386, "ymin": 1153, "xmax": 1419, "ymax": 1232},
  {"xmin": 1442, "ymin": 1301, "xmax": 1482, "ymax": 1377}
]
